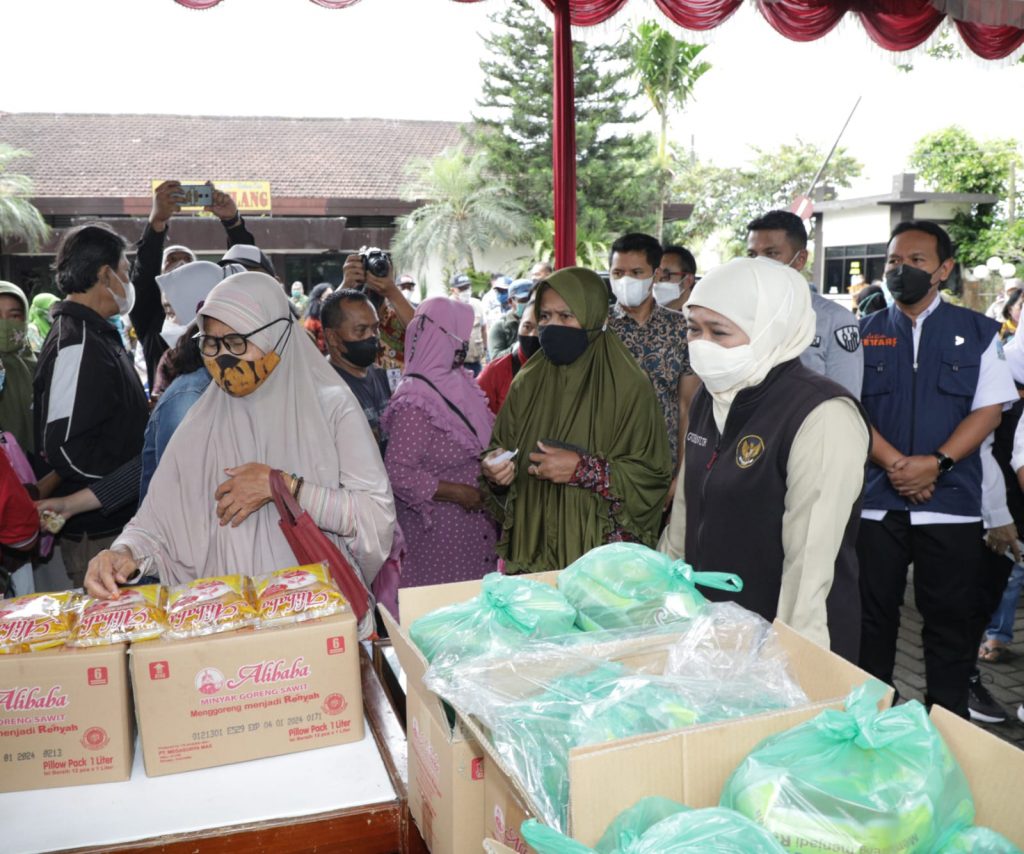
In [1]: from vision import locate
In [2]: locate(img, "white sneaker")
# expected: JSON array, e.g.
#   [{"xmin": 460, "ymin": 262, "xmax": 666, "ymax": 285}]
[{"xmin": 1018, "ymin": 704, "xmax": 1024, "ymax": 724}]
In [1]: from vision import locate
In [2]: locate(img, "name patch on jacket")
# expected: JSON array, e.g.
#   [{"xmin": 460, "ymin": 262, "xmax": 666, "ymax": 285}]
[
  {"xmin": 686, "ymin": 431, "xmax": 708, "ymax": 448},
  {"xmin": 863, "ymin": 333, "xmax": 898, "ymax": 348}
]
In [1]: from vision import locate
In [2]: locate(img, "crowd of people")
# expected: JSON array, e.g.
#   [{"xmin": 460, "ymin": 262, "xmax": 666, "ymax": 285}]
[{"xmin": 2, "ymin": 181, "xmax": 1024, "ymax": 729}]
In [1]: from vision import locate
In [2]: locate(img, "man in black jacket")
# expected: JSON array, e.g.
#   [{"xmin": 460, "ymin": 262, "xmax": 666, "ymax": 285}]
[
  {"xmin": 132, "ymin": 181, "xmax": 257, "ymax": 393},
  {"xmin": 33, "ymin": 224, "xmax": 151, "ymax": 587}
]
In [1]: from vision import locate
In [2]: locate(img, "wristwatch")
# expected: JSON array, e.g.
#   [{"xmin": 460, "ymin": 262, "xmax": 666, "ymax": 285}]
[{"xmin": 933, "ymin": 451, "xmax": 955, "ymax": 475}]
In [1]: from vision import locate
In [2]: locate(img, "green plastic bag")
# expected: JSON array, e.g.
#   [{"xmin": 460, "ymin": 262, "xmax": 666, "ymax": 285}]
[
  {"xmin": 557, "ymin": 543, "xmax": 742, "ymax": 631},
  {"xmin": 486, "ymin": 663, "xmax": 700, "ymax": 832},
  {"xmin": 520, "ymin": 797, "xmax": 787, "ymax": 853},
  {"xmin": 941, "ymin": 826, "xmax": 1022, "ymax": 853},
  {"xmin": 720, "ymin": 680, "xmax": 976, "ymax": 853},
  {"xmin": 408, "ymin": 572, "xmax": 579, "ymax": 668}
]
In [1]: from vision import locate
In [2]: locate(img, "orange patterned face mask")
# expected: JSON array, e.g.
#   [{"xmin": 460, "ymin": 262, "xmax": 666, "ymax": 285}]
[{"xmin": 204, "ymin": 349, "xmax": 282, "ymax": 397}]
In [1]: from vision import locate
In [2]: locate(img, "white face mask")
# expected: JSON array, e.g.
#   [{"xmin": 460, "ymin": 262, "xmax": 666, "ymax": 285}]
[
  {"xmin": 160, "ymin": 317, "xmax": 188, "ymax": 348},
  {"xmin": 687, "ymin": 339, "xmax": 759, "ymax": 393},
  {"xmin": 455, "ymin": 289, "xmax": 472, "ymax": 304},
  {"xmin": 611, "ymin": 275, "xmax": 653, "ymax": 308},
  {"xmin": 653, "ymin": 281, "xmax": 681, "ymax": 306},
  {"xmin": 107, "ymin": 272, "xmax": 136, "ymax": 316}
]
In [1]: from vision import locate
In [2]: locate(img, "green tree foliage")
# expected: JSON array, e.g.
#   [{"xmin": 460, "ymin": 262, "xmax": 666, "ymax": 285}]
[
  {"xmin": 0, "ymin": 145, "xmax": 49, "ymax": 252},
  {"xmin": 471, "ymin": 0, "xmax": 659, "ymax": 242},
  {"xmin": 391, "ymin": 146, "xmax": 530, "ymax": 282},
  {"xmin": 667, "ymin": 140, "xmax": 863, "ymax": 251},
  {"xmin": 532, "ymin": 208, "xmax": 610, "ymax": 270},
  {"xmin": 628, "ymin": 20, "xmax": 711, "ymax": 239},
  {"xmin": 910, "ymin": 125, "xmax": 1020, "ymax": 267}
]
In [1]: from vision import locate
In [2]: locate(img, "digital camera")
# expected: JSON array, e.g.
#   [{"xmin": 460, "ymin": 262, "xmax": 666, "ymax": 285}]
[{"xmin": 360, "ymin": 248, "xmax": 391, "ymax": 278}]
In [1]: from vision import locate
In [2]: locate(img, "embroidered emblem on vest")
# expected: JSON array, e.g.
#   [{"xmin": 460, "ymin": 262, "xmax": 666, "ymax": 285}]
[
  {"xmin": 835, "ymin": 325, "xmax": 860, "ymax": 353},
  {"xmin": 736, "ymin": 435, "xmax": 765, "ymax": 469}
]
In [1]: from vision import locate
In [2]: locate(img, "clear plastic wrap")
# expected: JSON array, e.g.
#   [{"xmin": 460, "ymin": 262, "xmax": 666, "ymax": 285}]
[
  {"xmin": 254, "ymin": 562, "xmax": 348, "ymax": 627},
  {"xmin": 558, "ymin": 543, "xmax": 742, "ymax": 631},
  {"xmin": 720, "ymin": 680, "xmax": 976, "ymax": 854},
  {"xmin": 408, "ymin": 571, "xmax": 580, "ymax": 668},
  {"xmin": 67, "ymin": 585, "xmax": 168, "ymax": 646},
  {"xmin": 425, "ymin": 603, "xmax": 808, "ymax": 832},
  {"xmin": 166, "ymin": 575, "xmax": 259, "ymax": 639},
  {"xmin": 0, "ymin": 591, "xmax": 79, "ymax": 654},
  {"xmin": 521, "ymin": 797, "xmax": 787, "ymax": 853}
]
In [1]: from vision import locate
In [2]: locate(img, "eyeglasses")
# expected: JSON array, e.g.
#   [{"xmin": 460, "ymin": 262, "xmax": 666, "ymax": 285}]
[
  {"xmin": 659, "ymin": 271, "xmax": 688, "ymax": 281},
  {"xmin": 193, "ymin": 317, "xmax": 289, "ymax": 357}
]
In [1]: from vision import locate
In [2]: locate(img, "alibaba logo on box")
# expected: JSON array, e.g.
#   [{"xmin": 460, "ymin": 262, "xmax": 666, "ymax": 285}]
[{"xmin": 326, "ymin": 636, "xmax": 346, "ymax": 655}]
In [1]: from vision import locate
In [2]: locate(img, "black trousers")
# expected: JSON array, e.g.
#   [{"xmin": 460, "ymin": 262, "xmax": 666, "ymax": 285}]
[{"xmin": 857, "ymin": 513, "xmax": 984, "ymax": 717}]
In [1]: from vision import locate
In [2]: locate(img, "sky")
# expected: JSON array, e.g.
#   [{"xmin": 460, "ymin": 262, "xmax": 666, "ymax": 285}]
[{"xmin": 3, "ymin": 0, "xmax": 1023, "ymax": 197}]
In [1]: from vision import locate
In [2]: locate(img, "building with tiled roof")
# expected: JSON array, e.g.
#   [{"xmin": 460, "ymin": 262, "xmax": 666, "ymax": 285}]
[{"xmin": 0, "ymin": 112, "xmax": 465, "ymax": 290}]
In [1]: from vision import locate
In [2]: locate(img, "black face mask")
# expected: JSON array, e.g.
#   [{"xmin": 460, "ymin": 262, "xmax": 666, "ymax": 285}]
[
  {"xmin": 518, "ymin": 334, "xmax": 541, "ymax": 361},
  {"xmin": 340, "ymin": 336, "xmax": 379, "ymax": 368},
  {"xmin": 539, "ymin": 325, "xmax": 590, "ymax": 366},
  {"xmin": 886, "ymin": 264, "xmax": 937, "ymax": 306}
]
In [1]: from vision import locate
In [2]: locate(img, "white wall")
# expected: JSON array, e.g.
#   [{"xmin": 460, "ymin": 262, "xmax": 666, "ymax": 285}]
[{"xmin": 821, "ymin": 206, "xmax": 891, "ymax": 248}]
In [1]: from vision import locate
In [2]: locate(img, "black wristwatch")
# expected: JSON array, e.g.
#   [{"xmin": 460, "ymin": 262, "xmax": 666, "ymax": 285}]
[{"xmin": 933, "ymin": 451, "xmax": 955, "ymax": 475}]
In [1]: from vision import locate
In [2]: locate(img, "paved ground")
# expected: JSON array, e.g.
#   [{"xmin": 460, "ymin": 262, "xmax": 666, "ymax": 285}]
[{"xmin": 893, "ymin": 572, "xmax": 1024, "ymax": 748}]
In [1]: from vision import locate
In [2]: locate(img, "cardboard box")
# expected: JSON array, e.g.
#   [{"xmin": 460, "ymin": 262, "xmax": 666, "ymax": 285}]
[
  {"xmin": 406, "ymin": 682, "xmax": 486, "ymax": 853},
  {"xmin": 384, "ymin": 575, "xmax": 515, "ymax": 853},
  {"xmin": 0, "ymin": 643, "xmax": 134, "ymax": 792},
  {"xmin": 454, "ymin": 621, "xmax": 889, "ymax": 845},
  {"xmin": 131, "ymin": 611, "xmax": 361, "ymax": 776},
  {"xmin": 930, "ymin": 706, "xmax": 1024, "ymax": 847},
  {"xmin": 481, "ymin": 708, "xmax": 1024, "ymax": 852},
  {"xmin": 384, "ymin": 573, "xmax": 886, "ymax": 849},
  {"xmin": 484, "ymin": 758, "xmax": 534, "ymax": 854}
]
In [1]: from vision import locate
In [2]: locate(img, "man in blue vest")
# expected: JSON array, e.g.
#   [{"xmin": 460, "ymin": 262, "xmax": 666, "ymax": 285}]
[{"xmin": 857, "ymin": 220, "xmax": 1017, "ymax": 720}]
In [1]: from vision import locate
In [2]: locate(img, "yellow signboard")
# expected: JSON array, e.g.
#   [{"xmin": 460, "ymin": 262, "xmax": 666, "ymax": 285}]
[{"xmin": 149, "ymin": 180, "xmax": 272, "ymax": 214}]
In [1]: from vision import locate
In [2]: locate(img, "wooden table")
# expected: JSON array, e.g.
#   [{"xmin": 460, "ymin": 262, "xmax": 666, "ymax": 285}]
[{"xmin": 5, "ymin": 647, "xmax": 428, "ymax": 854}]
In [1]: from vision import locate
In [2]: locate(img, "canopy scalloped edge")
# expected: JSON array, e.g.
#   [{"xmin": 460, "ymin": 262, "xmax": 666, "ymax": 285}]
[{"xmin": 172, "ymin": 0, "xmax": 1024, "ymax": 60}]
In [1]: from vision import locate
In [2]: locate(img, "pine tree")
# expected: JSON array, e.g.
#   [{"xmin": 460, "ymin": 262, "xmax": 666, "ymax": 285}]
[{"xmin": 470, "ymin": 0, "xmax": 659, "ymax": 240}]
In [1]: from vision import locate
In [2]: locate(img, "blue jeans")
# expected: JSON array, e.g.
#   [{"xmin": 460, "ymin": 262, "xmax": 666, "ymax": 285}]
[{"xmin": 985, "ymin": 563, "xmax": 1024, "ymax": 644}]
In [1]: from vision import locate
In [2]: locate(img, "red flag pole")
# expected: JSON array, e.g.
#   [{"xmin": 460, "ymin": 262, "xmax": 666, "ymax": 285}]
[{"xmin": 552, "ymin": 0, "xmax": 577, "ymax": 269}]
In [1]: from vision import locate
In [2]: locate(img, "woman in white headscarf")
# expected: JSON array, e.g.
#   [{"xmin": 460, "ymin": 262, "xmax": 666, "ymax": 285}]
[
  {"xmin": 661, "ymin": 257, "xmax": 869, "ymax": 660},
  {"xmin": 84, "ymin": 272, "xmax": 395, "ymax": 609}
]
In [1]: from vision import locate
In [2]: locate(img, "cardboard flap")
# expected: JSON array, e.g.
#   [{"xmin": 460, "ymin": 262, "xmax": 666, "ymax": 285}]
[
  {"xmin": 930, "ymin": 706, "xmax": 1024, "ymax": 847},
  {"xmin": 772, "ymin": 620, "xmax": 891, "ymax": 705},
  {"xmin": 566, "ymin": 700, "xmax": 845, "ymax": 845},
  {"xmin": 382, "ymin": 571, "xmax": 562, "ymax": 739}
]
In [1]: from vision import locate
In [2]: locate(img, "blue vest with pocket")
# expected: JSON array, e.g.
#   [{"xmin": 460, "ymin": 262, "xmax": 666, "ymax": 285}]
[{"xmin": 860, "ymin": 300, "xmax": 998, "ymax": 516}]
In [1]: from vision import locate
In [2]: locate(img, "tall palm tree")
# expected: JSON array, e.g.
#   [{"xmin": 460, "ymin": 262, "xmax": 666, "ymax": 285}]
[
  {"xmin": 392, "ymin": 146, "xmax": 530, "ymax": 282},
  {"xmin": 629, "ymin": 22, "xmax": 711, "ymax": 240},
  {"xmin": 0, "ymin": 145, "xmax": 50, "ymax": 252}
]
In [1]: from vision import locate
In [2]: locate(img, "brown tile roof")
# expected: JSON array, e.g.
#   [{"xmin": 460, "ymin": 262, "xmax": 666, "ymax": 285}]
[{"xmin": 0, "ymin": 113, "xmax": 465, "ymax": 199}]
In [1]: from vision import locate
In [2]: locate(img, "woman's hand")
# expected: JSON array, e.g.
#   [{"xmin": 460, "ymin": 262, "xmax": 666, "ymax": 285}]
[
  {"xmin": 482, "ymin": 449, "xmax": 516, "ymax": 487},
  {"xmin": 527, "ymin": 442, "xmax": 580, "ymax": 484},
  {"xmin": 85, "ymin": 548, "xmax": 139, "ymax": 600},
  {"xmin": 215, "ymin": 463, "xmax": 273, "ymax": 527},
  {"xmin": 434, "ymin": 481, "xmax": 485, "ymax": 511}
]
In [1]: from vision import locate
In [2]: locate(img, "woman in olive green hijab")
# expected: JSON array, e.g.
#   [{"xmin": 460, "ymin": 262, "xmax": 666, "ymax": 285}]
[
  {"xmin": 0, "ymin": 281, "xmax": 36, "ymax": 454},
  {"xmin": 481, "ymin": 267, "xmax": 672, "ymax": 573}
]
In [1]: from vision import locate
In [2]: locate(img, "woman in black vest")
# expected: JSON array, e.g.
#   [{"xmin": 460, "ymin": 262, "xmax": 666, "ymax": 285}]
[{"xmin": 660, "ymin": 257, "xmax": 869, "ymax": 662}]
